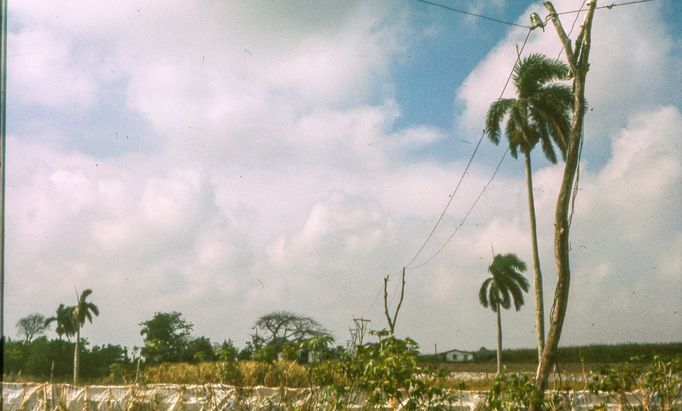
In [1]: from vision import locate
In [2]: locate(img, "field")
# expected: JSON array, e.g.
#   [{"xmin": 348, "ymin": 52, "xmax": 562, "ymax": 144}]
[{"xmin": 4, "ymin": 342, "xmax": 681, "ymax": 409}]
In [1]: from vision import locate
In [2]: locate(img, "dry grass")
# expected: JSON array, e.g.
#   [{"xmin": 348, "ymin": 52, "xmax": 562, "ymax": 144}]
[{"xmin": 141, "ymin": 360, "xmax": 311, "ymax": 387}]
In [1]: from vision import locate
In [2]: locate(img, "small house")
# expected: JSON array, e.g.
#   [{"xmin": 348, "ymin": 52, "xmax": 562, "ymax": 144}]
[
  {"xmin": 441, "ymin": 346, "xmax": 495, "ymax": 362},
  {"xmin": 442, "ymin": 349, "xmax": 475, "ymax": 362}
]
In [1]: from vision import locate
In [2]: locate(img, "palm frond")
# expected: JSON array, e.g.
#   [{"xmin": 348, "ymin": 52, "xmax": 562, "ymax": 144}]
[
  {"xmin": 479, "ymin": 278, "xmax": 493, "ymax": 308},
  {"xmin": 485, "ymin": 98, "xmax": 516, "ymax": 144}
]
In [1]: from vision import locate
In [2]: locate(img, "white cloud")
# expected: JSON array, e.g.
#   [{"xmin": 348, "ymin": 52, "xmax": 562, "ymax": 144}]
[
  {"xmin": 455, "ymin": 0, "xmax": 681, "ymax": 159},
  {"xmin": 5, "ymin": 0, "xmax": 681, "ymax": 352},
  {"xmin": 9, "ymin": 29, "xmax": 97, "ymax": 109}
]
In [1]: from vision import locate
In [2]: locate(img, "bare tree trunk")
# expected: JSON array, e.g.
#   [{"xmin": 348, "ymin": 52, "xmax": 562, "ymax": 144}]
[
  {"xmin": 383, "ymin": 267, "xmax": 406, "ymax": 335},
  {"xmin": 524, "ymin": 151, "xmax": 545, "ymax": 369},
  {"xmin": 534, "ymin": 1, "xmax": 596, "ymax": 399},
  {"xmin": 496, "ymin": 307, "xmax": 503, "ymax": 375},
  {"xmin": 73, "ymin": 326, "xmax": 80, "ymax": 385}
]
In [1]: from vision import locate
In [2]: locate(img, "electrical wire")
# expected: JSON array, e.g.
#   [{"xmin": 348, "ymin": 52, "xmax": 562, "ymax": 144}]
[
  {"xmin": 412, "ymin": 0, "xmax": 531, "ymax": 29},
  {"xmin": 407, "ymin": 28, "xmax": 532, "ymax": 270},
  {"xmin": 359, "ymin": 0, "xmax": 641, "ymax": 314},
  {"xmin": 410, "ymin": 148, "xmax": 509, "ymax": 269},
  {"xmin": 557, "ymin": 0, "xmax": 587, "ymax": 60},
  {"xmin": 403, "ymin": 28, "xmax": 531, "ymax": 269},
  {"xmin": 404, "ymin": 129, "xmax": 485, "ymax": 268},
  {"xmin": 555, "ymin": 0, "xmax": 655, "ymax": 16},
  {"xmin": 361, "ymin": 268, "xmax": 403, "ymax": 318}
]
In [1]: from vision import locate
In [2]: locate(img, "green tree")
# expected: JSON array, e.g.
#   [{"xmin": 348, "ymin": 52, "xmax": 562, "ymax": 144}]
[
  {"xmin": 251, "ymin": 311, "xmax": 332, "ymax": 361},
  {"xmin": 2, "ymin": 337, "xmax": 28, "ymax": 375},
  {"xmin": 72, "ymin": 288, "xmax": 100, "ymax": 384},
  {"xmin": 45, "ymin": 304, "xmax": 77, "ymax": 341},
  {"xmin": 80, "ymin": 344, "xmax": 129, "ymax": 380},
  {"xmin": 16, "ymin": 313, "xmax": 50, "ymax": 343},
  {"xmin": 216, "ymin": 339, "xmax": 239, "ymax": 362},
  {"xmin": 139, "ymin": 311, "xmax": 193, "ymax": 363},
  {"xmin": 25, "ymin": 337, "xmax": 74, "ymax": 380},
  {"xmin": 485, "ymin": 52, "xmax": 572, "ymax": 365},
  {"xmin": 479, "ymin": 253, "xmax": 529, "ymax": 375},
  {"xmin": 183, "ymin": 336, "xmax": 216, "ymax": 363}
]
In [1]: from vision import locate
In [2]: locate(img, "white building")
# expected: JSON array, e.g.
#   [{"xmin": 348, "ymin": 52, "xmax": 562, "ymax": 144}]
[{"xmin": 443, "ymin": 349, "xmax": 474, "ymax": 362}]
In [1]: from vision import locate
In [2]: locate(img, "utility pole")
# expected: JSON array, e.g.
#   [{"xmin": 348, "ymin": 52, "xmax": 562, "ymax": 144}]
[
  {"xmin": 0, "ymin": 0, "xmax": 8, "ymax": 366},
  {"xmin": 531, "ymin": 1, "xmax": 597, "ymax": 405},
  {"xmin": 353, "ymin": 317, "xmax": 370, "ymax": 345},
  {"xmin": 348, "ymin": 317, "xmax": 370, "ymax": 355}
]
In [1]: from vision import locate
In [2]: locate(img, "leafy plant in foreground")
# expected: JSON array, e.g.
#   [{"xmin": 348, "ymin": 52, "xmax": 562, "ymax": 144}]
[
  {"xmin": 588, "ymin": 355, "xmax": 682, "ymax": 410},
  {"xmin": 321, "ymin": 330, "xmax": 455, "ymax": 410}
]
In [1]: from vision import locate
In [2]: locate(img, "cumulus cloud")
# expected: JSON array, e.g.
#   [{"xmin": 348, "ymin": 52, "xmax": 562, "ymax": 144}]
[
  {"xmin": 455, "ymin": 0, "xmax": 681, "ymax": 163},
  {"xmin": 5, "ymin": 0, "xmax": 680, "ymax": 352},
  {"xmin": 9, "ymin": 29, "xmax": 97, "ymax": 109}
]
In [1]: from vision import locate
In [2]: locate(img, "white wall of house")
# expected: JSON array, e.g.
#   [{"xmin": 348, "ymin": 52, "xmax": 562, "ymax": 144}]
[{"xmin": 445, "ymin": 350, "xmax": 473, "ymax": 362}]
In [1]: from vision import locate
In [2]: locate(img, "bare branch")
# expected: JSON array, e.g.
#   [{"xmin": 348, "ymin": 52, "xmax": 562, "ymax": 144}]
[{"xmin": 383, "ymin": 267, "xmax": 406, "ymax": 335}]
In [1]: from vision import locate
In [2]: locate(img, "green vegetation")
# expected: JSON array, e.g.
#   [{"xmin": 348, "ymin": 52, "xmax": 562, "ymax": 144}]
[
  {"xmin": 588, "ymin": 356, "xmax": 682, "ymax": 410},
  {"xmin": 3, "ymin": 336, "xmax": 129, "ymax": 383},
  {"xmin": 487, "ymin": 343, "xmax": 682, "ymax": 365},
  {"xmin": 139, "ymin": 311, "xmax": 197, "ymax": 363},
  {"xmin": 4, "ymin": 329, "xmax": 681, "ymax": 409}
]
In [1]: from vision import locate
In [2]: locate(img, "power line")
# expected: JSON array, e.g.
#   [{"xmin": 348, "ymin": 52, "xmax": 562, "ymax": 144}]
[
  {"xmin": 404, "ymin": 126, "xmax": 484, "ymax": 268},
  {"xmin": 359, "ymin": 28, "xmax": 533, "ymax": 319},
  {"xmin": 405, "ymin": 28, "xmax": 532, "ymax": 270},
  {"xmin": 410, "ymin": 148, "xmax": 509, "ymax": 269},
  {"xmin": 557, "ymin": 0, "xmax": 587, "ymax": 60},
  {"xmin": 361, "ymin": 0, "xmax": 655, "ymax": 323},
  {"xmin": 412, "ymin": 0, "xmax": 531, "ymax": 29},
  {"xmin": 555, "ymin": 0, "xmax": 656, "ymax": 16},
  {"xmin": 361, "ymin": 267, "xmax": 402, "ymax": 318}
]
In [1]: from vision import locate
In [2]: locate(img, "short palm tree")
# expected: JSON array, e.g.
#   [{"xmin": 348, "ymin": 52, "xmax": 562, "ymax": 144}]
[
  {"xmin": 485, "ymin": 53, "xmax": 572, "ymax": 363},
  {"xmin": 45, "ymin": 304, "xmax": 77, "ymax": 341},
  {"xmin": 72, "ymin": 289, "xmax": 99, "ymax": 384},
  {"xmin": 479, "ymin": 253, "xmax": 529, "ymax": 375}
]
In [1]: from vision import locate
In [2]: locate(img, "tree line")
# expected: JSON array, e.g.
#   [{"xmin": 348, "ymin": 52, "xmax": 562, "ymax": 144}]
[{"xmin": 4, "ymin": 307, "xmax": 340, "ymax": 384}]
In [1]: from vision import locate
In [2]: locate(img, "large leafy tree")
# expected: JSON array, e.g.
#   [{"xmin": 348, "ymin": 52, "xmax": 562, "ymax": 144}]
[
  {"xmin": 72, "ymin": 288, "xmax": 100, "ymax": 384},
  {"xmin": 479, "ymin": 253, "xmax": 529, "ymax": 375},
  {"xmin": 251, "ymin": 311, "xmax": 332, "ymax": 360},
  {"xmin": 485, "ymin": 52, "xmax": 572, "ymax": 364},
  {"xmin": 139, "ymin": 311, "xmax": 193, "ymax": 363},
  {"xmin": 16, "ymin": 313, "xmax": 50, "ymax": 343},
  {"xmin": 45, "ymin": 304, "xmax": 77, "ymax": 341}
]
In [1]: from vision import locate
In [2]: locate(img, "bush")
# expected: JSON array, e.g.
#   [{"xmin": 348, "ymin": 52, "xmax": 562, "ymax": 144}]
[{"xmin": 588, "ymin": 355, "xmax": 682, "ymax": 410}]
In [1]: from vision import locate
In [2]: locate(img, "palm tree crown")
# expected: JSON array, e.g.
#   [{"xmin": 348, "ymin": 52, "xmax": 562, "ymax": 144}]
[
  {"xmin": 73, "ymin": 288, "xmax": 100, "ymax": 327},
  {"xmin": 479, "ymin": 253, "xmax": 530, "ymax": 313},
  {"xmin": 485, "ymin": 53, "xmax": 572, "ymax": 163},
  {"xmin": 45, "ymin": 303, "xmax": 77, "ymax": 340}
]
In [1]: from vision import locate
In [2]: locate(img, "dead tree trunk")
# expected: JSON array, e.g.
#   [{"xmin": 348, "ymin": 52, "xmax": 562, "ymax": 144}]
[
  {"xmin": 383, "ymin": 267, "xmax": 406, "ymax": 335},
  {"xmin": 535, "ymin": 0, "xmax": 596, "ymax": 395}
]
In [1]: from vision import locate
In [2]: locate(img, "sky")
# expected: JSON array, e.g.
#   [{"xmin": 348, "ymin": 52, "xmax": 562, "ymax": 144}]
[{"xmin": 4, "ymin": 0, "xmax": 681, "ymax": 354}]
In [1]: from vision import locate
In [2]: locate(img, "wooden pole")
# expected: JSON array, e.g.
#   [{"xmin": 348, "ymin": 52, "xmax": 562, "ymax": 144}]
[{"xmin": 0, "ymin": 0, "xmax": 8, "ymax": 364}]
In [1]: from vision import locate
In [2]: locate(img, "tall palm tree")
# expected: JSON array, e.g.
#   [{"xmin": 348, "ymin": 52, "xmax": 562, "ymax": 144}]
[
  {"xmin": 479, "ymin": 253, "xmax": 529, "ymax": 375},
  {"xmin": 45, "ymin": 304, "xmax": 77, "ymax": 341},
  {"xmin": 485, "ymin": 53, "xmax": 572, "ymax": 364},
  {"xmin": 72, "ymin": 288, "xmax": 99, "ymax": 384}
]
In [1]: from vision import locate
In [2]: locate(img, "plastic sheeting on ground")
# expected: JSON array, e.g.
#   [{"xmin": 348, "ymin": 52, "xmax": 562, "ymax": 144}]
[{"xmin": 0, "ymin": 382, "xmax": 664, "ymax": 410}]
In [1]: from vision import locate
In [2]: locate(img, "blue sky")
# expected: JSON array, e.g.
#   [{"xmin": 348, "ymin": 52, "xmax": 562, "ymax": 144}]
[{"xmin": 5, "ymin": 0, "xmax": 681, "ymax": 352}]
